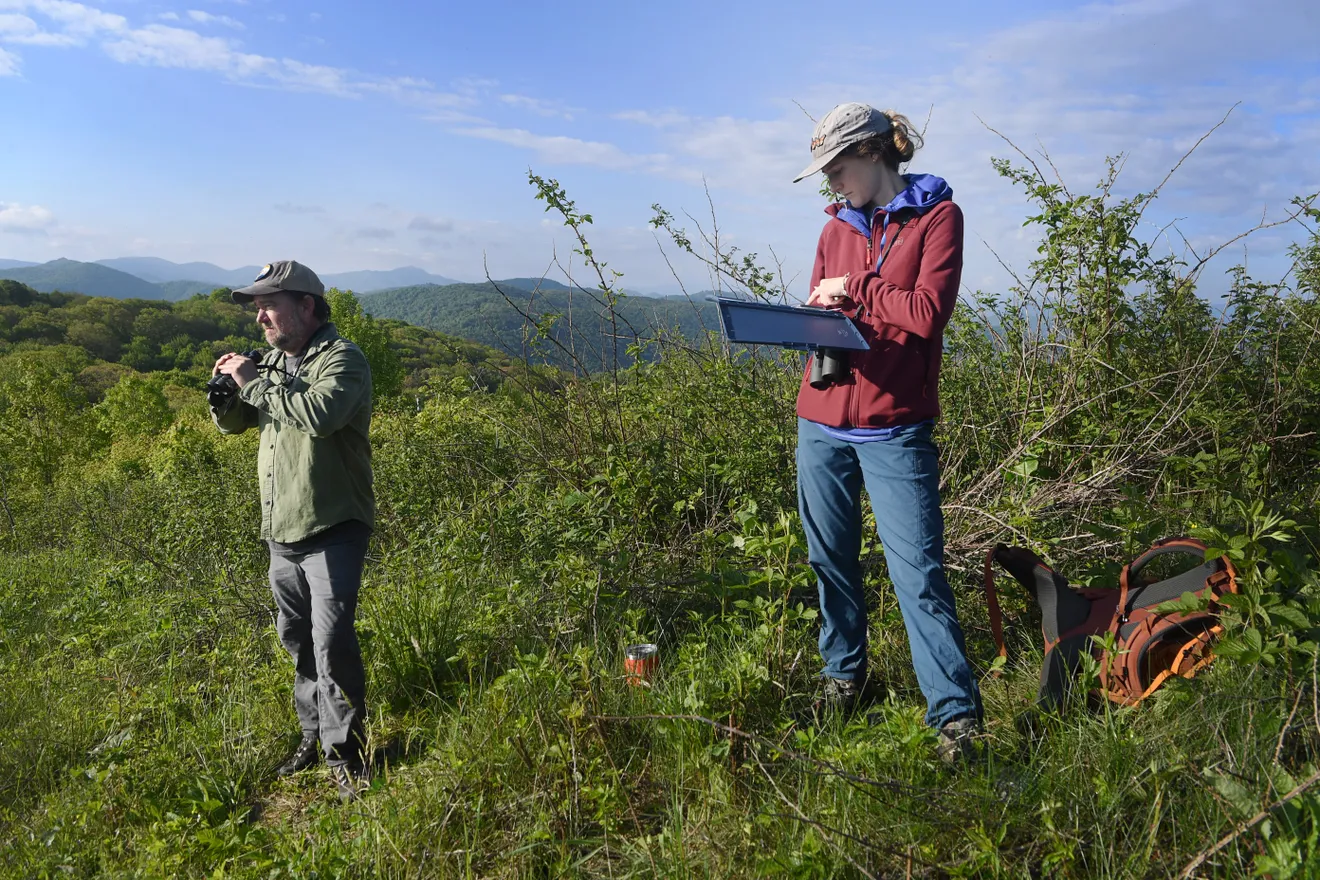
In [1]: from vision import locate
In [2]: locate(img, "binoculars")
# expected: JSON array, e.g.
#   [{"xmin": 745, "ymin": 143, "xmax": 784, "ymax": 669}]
[
  {"xmin": 206, "ymin": 350, "xmax": 265, "ymax": 408},
  {"xmin": 809, "ymin": 348, "xmax": 850, "ymax": 388}
]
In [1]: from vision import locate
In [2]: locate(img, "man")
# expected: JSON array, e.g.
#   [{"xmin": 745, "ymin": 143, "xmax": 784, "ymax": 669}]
[{"xmin": 211, "ymin": 260, "xmax": 375, "ymax": 800}]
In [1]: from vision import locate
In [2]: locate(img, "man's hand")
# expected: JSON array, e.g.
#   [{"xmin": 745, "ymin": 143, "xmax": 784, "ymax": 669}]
[
  {"xmin": 214, "ymin": 352, "xmax": 259, "ymax": 388},
  {"xmin": 807, "ymin": 275, "xmax": 855, "ymax": 310}
]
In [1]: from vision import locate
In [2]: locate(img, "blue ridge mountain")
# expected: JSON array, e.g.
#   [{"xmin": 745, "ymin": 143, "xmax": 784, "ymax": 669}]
[
  {"xmin": 0, "ymin": 258, "xmax": 463, "ymax": 300},
  {"xmin": 95, "ymin": 257, "xmax": 260, "ymax": 287},
  {"xmin": 361, "ymin": 281, "xmax": 719, "ymax": 371},
  {"xmin": 0, "ymin": 259, "xmax": 168, "ymax": 299},
  {"xmin": 320, "ymin": 267, "xmax": 460, "ymax": 291},
  {"xmin": 94, "ymin": 259, "xmax": 459, "ymax": 291}
]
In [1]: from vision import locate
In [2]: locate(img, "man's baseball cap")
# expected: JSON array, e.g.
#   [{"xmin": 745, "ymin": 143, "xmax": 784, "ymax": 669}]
[
  {"xmin": 792, "ymin": 103, "xmax": 892, "ymax": 183},
  {"xmin": 231, "ymin": 260, "xmax": 326, "ymax": 303}
]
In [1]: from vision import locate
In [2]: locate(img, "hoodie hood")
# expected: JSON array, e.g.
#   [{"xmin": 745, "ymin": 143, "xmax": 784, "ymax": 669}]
[{"xmin": 832, "ymin": 173, "xmax": 953, "ymax": 240}]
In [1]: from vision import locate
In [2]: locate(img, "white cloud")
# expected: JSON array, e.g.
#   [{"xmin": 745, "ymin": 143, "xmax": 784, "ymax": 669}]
[
  {"xmin": 451, "ymin": 126, "xmax": 680, "ymax": 177},
  {"xmin": 0, "ymin": 202, "xmax": 55, "ymax": 232},
  {"xmin": 581, "ymin": 0, "xmax": 1320, "ymax": 294},
  {"xmin": 613, "ymin": 109, "xmax": 690, "ymax": 128},
  {"xmin": 274, "ymin": 58, "xmax": 353, "ymax": 95},
  {"xmin": 0, "ymin": 4, "xmax": 109, "ymax": 45},
  {"xmin": 2, "ymin": 0, "xmax": 127, "ymax": 36},
  {"xmin": 500, "ymin": 93, "xmax": 580, "ymax": 120},
  {"xmin": 102, "ymin": 24, "xmax": 268, "ymax": 75},
  {"xmin": 0, "ymin": 44, "xmax": 16, "ymax": 73},
  {"xmin": 186, "ymin": 10, "xmax": 243, "ymax": 29}
]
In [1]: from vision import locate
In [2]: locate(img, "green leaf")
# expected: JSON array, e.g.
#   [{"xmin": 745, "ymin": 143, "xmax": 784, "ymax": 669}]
[{"xmin": 1267, "ymin": 604, "xmax": 1313, "ymax": 631}]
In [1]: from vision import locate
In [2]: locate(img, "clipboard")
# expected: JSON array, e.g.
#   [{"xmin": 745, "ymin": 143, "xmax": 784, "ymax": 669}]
[{"xmin": 713, "ymin": 297, "xmax": 869, "ymax": 351}]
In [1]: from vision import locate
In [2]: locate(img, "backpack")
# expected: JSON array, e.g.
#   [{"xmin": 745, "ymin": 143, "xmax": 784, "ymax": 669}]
[{"xmin": 983, "ymin": 537, "xmax": 1239, "ymax": 708}]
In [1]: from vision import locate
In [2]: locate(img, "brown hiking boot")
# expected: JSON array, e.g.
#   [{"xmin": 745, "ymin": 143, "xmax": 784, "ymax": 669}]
[
  {"xmin": 935, "ymin": 717, "xmax": 982, "ymax": 765},
  {"xmin": 805, "ymin": 676, "xmax": 866, "ymax": 723}
]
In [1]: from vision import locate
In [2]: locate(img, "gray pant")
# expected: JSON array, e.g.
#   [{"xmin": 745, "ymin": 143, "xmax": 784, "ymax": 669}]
[{"xmin": 267, "ymin": 520, "xmax": 371, "ymax": 767}]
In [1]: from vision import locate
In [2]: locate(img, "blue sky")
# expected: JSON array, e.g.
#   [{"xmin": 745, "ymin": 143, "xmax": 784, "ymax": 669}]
[{"xmin": 0, "ymin": 0, "xmax": 1316, "ymax": 297}]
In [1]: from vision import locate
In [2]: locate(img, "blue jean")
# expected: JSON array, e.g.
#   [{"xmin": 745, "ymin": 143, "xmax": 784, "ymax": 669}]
[{"xmin": 797, "ymin": 418, "xmax": 981, "ymax": 727}]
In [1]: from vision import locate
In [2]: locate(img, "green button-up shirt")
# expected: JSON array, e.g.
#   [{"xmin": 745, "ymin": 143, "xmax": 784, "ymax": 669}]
[{"xmin": 212, "ymin": 322, "xmax": 375, "ymax": 543}]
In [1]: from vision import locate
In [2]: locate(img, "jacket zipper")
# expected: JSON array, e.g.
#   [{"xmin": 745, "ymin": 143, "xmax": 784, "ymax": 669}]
[{"xmin": 849, "ymin": 214, "xmax": 879, "ymax": 428}]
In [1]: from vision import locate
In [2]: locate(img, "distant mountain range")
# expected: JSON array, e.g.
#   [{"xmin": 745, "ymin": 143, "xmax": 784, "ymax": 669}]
[
  {"xmin": 361, "ymin": 280, "xmax": 719, "ymax": 371},
  {"xmin": 0, "ymin": 257, "xmax": 462, "ymax": 300}
]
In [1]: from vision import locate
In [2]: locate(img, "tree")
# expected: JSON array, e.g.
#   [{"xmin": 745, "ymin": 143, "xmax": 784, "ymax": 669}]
[
  {"xmin": 95, "ymin": 373, "xmax": 173, "ymax": 440},
  {"xmin": 325, "ymin": 287, "xmax": 404, "ymax": 397}
]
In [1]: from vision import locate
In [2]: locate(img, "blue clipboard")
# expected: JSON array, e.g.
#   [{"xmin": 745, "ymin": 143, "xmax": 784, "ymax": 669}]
[{"xmin": 713, "ymin": 297, "xmax": 869, "ymax": 352}]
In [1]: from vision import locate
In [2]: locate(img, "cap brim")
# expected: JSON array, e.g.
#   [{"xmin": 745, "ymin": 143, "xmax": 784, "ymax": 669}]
[
  {"xmin": 792, "ymin": 145, "xmax": 847, "ymax": 183},
  {"xmin": 231, "ymin": 279, "xmax": 285, "ymax": 303}
]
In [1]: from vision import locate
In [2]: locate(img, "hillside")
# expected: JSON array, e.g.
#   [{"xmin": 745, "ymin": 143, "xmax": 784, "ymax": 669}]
[
  {"xmin": 0, "ymin": 258, "xmax": 166, "ymax": 299},
  {"xmin": 0, "ymin": 279, "xmax": 519, "ymax": 391},
  {"xmin": 321, "ymin": 266, "xmax": 459, "ymax": 291},
  {"xmin": 0, "ymin": 258, "xmax": 465, "ymax": 298},
  {"xmin": 95, "ymin": 257, "xmax": 260, "ymax": 287},
  {"xmin": 362, "ymin": 279, "xmax": 720, "ymax": 370}
]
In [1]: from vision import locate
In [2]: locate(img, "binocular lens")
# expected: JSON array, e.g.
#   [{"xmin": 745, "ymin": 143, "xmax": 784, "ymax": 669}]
[{"xmin": 809, "ymin": 348, "xmax": 849, "ymax": 389}]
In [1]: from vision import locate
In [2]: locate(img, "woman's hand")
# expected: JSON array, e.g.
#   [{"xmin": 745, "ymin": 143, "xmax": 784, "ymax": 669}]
[{"xmin": 808, "ymin": 275, "xmax": 855, "ymax": 310}]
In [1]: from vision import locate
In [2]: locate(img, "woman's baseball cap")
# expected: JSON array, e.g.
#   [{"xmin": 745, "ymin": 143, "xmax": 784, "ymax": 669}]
[{"xmin": 793, "ymin": 103, "xmax": 892, "ymax": 183}]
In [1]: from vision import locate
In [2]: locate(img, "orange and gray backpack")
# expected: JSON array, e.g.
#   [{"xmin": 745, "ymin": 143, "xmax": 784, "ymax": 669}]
[{"xmin": 983, "ymin": 537, "xmax": 1239, "ymax": 708}]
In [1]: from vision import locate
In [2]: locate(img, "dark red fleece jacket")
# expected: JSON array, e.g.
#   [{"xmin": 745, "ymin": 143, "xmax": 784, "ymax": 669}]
[{"xmin": 795, "ymin": 197, "xmax": 964, "ymax": 428}]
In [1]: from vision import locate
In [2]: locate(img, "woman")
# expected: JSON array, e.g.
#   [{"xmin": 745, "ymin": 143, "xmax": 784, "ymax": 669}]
[{"xmin": 792, "ymin": 102, "xmax": 981, "ymax": 761}]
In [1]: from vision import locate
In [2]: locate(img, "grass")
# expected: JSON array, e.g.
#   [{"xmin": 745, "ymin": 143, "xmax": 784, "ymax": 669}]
[{"xmin": 0, "ymin": 529, "xmax": 1306, "ymax": 878}]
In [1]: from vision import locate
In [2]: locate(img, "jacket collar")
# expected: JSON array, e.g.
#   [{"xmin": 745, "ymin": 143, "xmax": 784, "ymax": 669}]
[{"xmin": 302, "ymin": 321, "xmax": 341, "ymax": 358}]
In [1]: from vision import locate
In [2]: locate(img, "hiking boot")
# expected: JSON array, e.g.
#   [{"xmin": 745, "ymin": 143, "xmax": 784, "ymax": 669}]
[
  {"xmin": 935, "ymin": 717, "xmax": 982, "ymax": 765},
  {"xmin": 331, "ymin": 761, "xmax": 372, "ymax": 803},
  {"xmin": 276, "ymin": 734, "xmax": 320, "ymax": 777},
  {"xmin": 806, "ymin": 676, "xmax": 865, "ymax": 723}
]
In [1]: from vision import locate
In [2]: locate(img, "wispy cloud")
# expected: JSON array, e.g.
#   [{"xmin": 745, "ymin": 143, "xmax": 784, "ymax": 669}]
[
  {"xmin": 102, "ymin": 24, "xmax": 268, "ymax": 76},
  {"xmin": 500, "ymin": 93, "xmax": 580, "ymax": 120},
  {"xmin": 186, "ymin": 10, "xmax": 243, "ymax": 30},
  {"xmin": 0, "ymin": 202, "xmax": 56, "ymax": 233},
  {"xmin": 451, "ymin": 126, "xmax": 678, "ymax": 176},
  {"xmin": 0, "ymin": 12, "xmax": 76, "ymax": 45},
  {"xmin": 613, "ymin": 109, "xmax": 690, "ymax": 128},
  {"xmin": 353, "ymin": 227, "xmax": 395, "ymax": 240},
  {"xmin": 0, "ymin": 0, "xmax": 480, "ymax": 104}
]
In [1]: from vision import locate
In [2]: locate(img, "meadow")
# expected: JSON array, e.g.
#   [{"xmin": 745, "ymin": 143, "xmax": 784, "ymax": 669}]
[{"xmin": 2, "ymin": 159, "xmax": 1320, "ymax": 878}]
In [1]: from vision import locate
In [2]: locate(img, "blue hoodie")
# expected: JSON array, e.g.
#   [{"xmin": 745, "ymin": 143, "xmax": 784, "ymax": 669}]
[{"xmin": 835, "ymin": 173, "xmax": 954, "ymax": 273}]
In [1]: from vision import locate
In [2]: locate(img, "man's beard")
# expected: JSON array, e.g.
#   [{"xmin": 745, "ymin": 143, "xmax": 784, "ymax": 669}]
[{"xmin": 268, "ymin": 318, "xmax": 306, "ymax": 352}]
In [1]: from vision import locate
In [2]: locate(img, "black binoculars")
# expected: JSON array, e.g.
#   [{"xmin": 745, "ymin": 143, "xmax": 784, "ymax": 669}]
[
  {"xmin": 206, "ymin": 350, "xmax": 265, "ymax": 408},
  {"xmin": 809, "ymin": 348, "xmax": 850, "ymax": 388}
]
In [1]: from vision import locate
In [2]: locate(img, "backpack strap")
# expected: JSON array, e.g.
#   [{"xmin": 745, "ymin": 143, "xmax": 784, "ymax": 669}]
[
  {"xmin": 983, "ymin": 545, "xmax": 1008, "ymax": 673},
  {"xmin": 1127, "ymin": 538, "xmax": 1211, "ymax": 587},
  {"xmin": 1109, "ymin": 537, "xmax": 1211, "ymax": 637}
]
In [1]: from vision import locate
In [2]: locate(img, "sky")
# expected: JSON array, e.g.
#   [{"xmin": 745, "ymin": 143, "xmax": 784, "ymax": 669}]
[{"xmin": 0, "ymin": 0, "xmax": 1317, "ymax": 298}]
